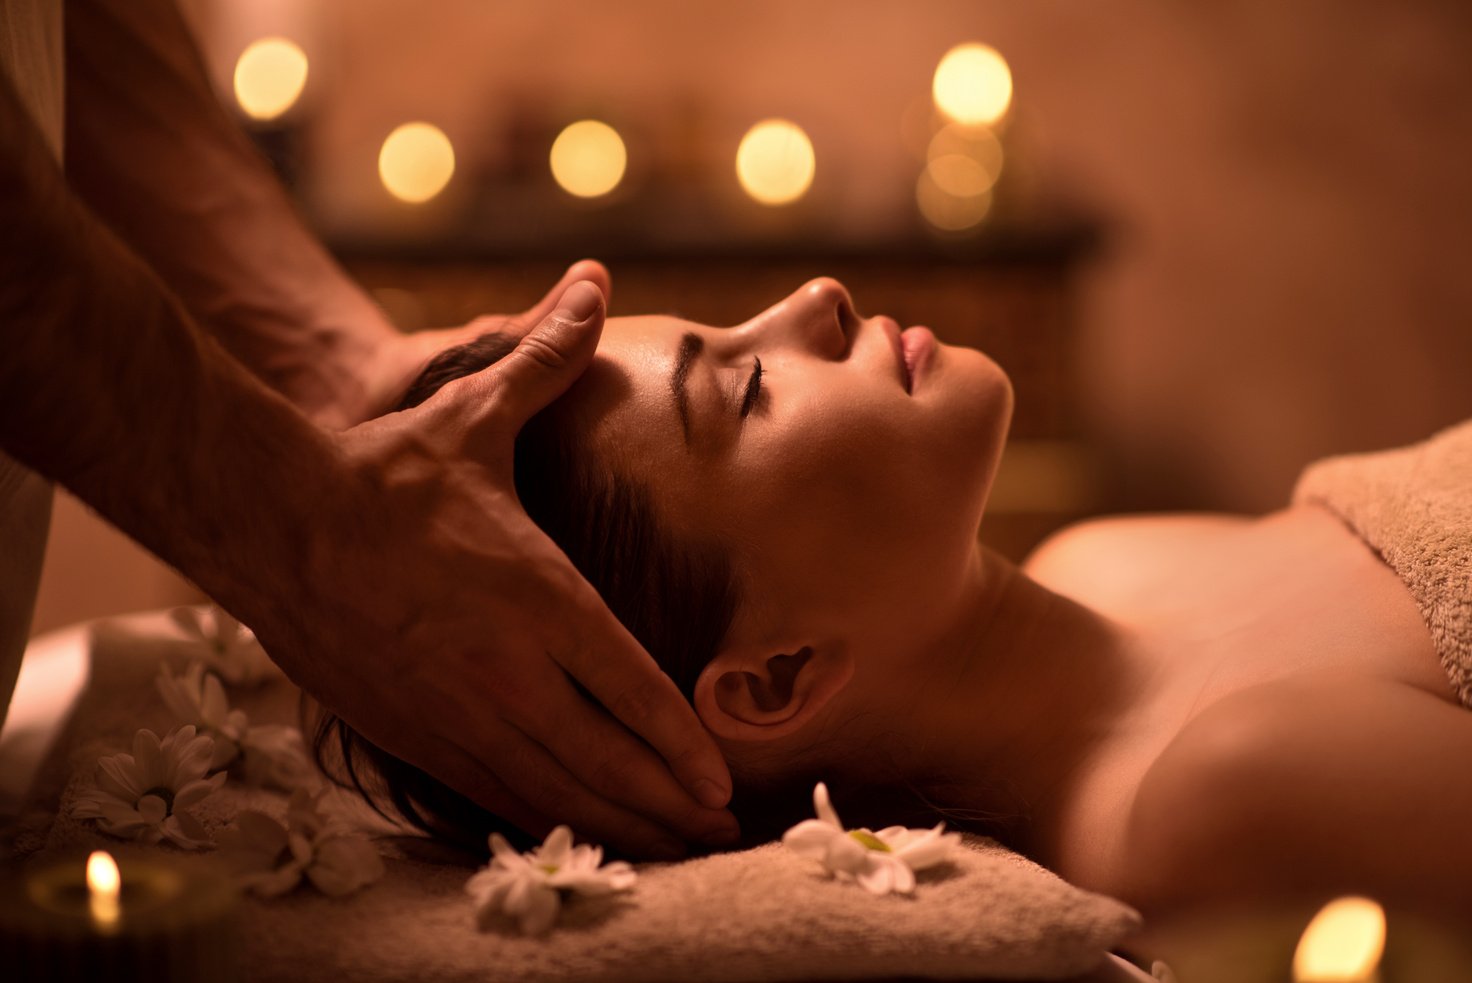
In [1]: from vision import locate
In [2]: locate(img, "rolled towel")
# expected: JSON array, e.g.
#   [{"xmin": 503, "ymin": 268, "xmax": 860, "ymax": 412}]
[{"xmin": 1293, "ymin": 419, "xmax": 1472, "ymax": 708}]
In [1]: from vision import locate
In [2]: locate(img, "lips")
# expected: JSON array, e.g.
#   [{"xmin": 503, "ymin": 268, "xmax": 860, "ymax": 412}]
[
  {"xmin": 901, "ymin": 327, "xmax": 936, "ymax": 392},
  {"xmin": 877, "ymin": 317, "xmax": 911, "ymax": 393}
]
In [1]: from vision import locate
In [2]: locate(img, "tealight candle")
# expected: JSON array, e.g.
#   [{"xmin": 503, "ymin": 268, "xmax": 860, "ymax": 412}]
[{"xmin": 0, "ymin": 850, "xmax": 239, "ymax": 982}]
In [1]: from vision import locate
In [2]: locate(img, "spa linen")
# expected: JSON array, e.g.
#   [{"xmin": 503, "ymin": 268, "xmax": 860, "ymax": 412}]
[
  {"xmin": 1293, "ymin": 418, "xmax": 1472, "ymax": 708},
  {"xmin": 0, "ymin": 0, "xmax": 63, "ymax": 732}
]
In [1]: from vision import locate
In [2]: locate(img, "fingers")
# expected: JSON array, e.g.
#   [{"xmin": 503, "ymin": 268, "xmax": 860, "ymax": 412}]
[
  {"xmin": 472, "ymin": 280, "xmax": 605, "ymax": 431},
  {"xmin": 552, "ymin": 595, "xmax": 735, "ymax": 812},
  {"xmin": 424, "ymin": 743, "xmax": 558, "ymax": 841},
  {"xmin": 451, "ymin": 716, "xmax": 692, "ymax": 860},
  {"xmin": 532, "ymin": 673, "xmax": 740, "ymax": 846},
  {"xmin": 520, "ymin": 260, "xmax": 612, "ymax": 327}
]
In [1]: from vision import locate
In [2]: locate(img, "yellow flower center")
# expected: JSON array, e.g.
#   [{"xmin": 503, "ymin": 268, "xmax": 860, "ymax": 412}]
[{"xmin": 848, "ymin": 830, "xmax": 890, "ymax": 852}]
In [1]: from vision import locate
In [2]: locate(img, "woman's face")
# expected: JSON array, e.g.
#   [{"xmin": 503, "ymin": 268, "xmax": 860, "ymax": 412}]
[{"xmin": 562, "ymin": 277, "xmax": 1013, "ymax": 664}]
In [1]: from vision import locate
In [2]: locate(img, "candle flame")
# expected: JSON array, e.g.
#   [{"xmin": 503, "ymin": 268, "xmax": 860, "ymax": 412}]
[
  {"xmin": 1293, "ymin": 896, "xmax": 1386, "ymax": 981},
  {"xmin": 86, "ymin": 850, "xmax": 121, "ymax": 927}
]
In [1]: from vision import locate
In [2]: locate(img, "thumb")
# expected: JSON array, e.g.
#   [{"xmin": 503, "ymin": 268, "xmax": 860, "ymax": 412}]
[{"xmin": 488, "ymin": 280, "xmax": 605, "ymax": 427}]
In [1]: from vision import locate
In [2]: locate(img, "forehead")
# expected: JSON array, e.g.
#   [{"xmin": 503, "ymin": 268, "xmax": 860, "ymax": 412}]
[{"xmin": 564, "ymin": 313, "xmax": 701, "ymax": 469}]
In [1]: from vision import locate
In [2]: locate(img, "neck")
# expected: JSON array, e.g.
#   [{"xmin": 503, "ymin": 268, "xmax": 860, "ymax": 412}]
[{"xmin": 834, "ymin": 546, "xmax": 1148, "ymax": 847}]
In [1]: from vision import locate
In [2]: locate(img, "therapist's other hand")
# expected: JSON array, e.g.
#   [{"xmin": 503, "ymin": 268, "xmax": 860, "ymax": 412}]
[{"xmin": 274, "ymin": 279, "xmax": 738, "ymax": 858}]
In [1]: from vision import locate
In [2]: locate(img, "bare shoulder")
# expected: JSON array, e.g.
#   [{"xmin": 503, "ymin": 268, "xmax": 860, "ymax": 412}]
[
  {"xmin": 1117, "ymin": 675, "xmax": 1472, "ymax": 916},
  {"xmin": 1022, "ymin": 512, "xmax": 1254, "ymax": 605}
]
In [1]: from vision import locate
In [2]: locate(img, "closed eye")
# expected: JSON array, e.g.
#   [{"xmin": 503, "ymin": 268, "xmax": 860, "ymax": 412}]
[{"xmin": 739, "ymin": 356, "xmax": 763, "ymax": 418}]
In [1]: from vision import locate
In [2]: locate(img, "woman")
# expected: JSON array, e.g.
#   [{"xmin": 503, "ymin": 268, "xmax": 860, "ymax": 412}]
[{"xmin": 315, "ymin": 275, "xmax": 1472, "ymax": 934}]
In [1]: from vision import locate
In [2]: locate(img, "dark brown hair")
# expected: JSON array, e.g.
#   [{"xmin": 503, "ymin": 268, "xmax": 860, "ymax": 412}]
[{"xmin": 309, "ymin": 330, "xmax": 740, "ymax": 853}]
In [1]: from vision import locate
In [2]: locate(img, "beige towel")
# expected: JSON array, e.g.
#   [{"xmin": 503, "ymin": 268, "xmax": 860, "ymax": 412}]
[
  {"xmin": 1293, "ymin": 419, "xmax": 1472, "ymax": 708},
  {"xmin": 5, "ymin": 612, "xmax": 1141, "ymax": 982}
]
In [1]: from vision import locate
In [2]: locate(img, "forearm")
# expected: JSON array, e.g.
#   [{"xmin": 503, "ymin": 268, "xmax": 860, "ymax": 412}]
[
  {"xmin": 1, "ymin": 73, "xmax": 338, "ymax": 645},
  {"xmin": 63, "ymin": 0, "xmax": 399, "ymax": 428}
]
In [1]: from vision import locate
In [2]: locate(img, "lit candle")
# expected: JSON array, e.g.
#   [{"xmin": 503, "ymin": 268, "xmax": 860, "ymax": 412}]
[
  {"xmin": 1294, "ymin": 896, "xmax": 1386, "ymax": 983},
  {"xmin": 85, "ymin": 851, "xmax": 120, "ymax": 930},
  {"xmin": 0, "ymin": 851, "xmax": 239, "ymax": 982}
]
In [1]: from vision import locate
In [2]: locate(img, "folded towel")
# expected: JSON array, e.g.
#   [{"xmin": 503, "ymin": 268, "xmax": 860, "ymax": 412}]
[
  {"xmin": 4, "ymin": 611, "xmax": 1141, "ymax": 982},
  {"xmin": 1293, "ymin": 419, "xmax": 1472, "ymax": 708}
]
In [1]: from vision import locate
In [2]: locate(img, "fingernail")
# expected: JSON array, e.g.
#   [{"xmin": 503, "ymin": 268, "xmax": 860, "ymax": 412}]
[
  {"xmin": 649, "ymin": 837, "xmax": 687, "ymax": 862},
  {"xmin": 557, "ymin": 280, "xmax": 602, "ymax": 322},
  {"xmin": 692, "ymin": 778, "xmax": 730, "ymax": 809}
]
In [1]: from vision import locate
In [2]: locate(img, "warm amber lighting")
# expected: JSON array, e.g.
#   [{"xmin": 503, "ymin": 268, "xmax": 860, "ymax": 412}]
[
  {"xmin": 1293, "ymin": 897, "xmax": 1387, "ymax": 982},
  {"xmin": 926, "ymin": 154, "xmax": 995, "ymax": 198},
  {"xmin": 735, "ymin": 119, "xmax": 815, "ymax": 206},
  {"xmin": 927, "ymin": 124, "xmax": 1004, "ymax": 183},
  {"xmin": 549, "ymin": 119, "xmax": 627, "ymax": 198},
  {"xmin": 932, "ymin": 43, "xmax": 1013, "ymax": 127},
  {"xmin": 378, "ymin": 122, "xmax": 455, "ymax": 204},
  {"xmin": 916, "ymin": 168, "xmax": 992, "ymax": 232},
  {"xmin": 232, "ymin": 37, "xmax": 308, "ymax": 122},
  {"xmin": 86, "ymin": 850, "xmax": 121, "ymax": 927}
]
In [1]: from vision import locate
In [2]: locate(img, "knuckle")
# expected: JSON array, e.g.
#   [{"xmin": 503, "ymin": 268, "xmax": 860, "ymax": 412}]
[
  {"xmin": 608, "ymin": 687, "xmax": 655, "ymax": 727},
  {"xmin": 510, "ymin": 329, "xmax": 572, "ymax": 374}
]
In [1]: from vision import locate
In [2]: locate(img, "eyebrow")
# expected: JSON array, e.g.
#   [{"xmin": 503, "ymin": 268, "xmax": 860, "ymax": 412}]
[{"xmin": 670, "ymin": 331, "xmax": 703, "ymax": 444}]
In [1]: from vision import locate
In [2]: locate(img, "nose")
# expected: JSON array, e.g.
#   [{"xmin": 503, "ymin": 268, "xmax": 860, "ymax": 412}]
[{"xmin": 744, "ymin": 277, "xmax": 855, "ymax": 359}]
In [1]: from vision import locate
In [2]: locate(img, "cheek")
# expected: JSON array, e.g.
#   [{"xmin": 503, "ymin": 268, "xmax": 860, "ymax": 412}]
[{"xmin": 729, "ymin": 392, "xmax": 979, "ymax": 621}]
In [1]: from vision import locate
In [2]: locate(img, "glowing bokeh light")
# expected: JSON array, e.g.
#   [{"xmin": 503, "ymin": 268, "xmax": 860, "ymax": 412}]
[
  {"xmin": 549, "ymin": 119, "xmax": 628, "ymax": 198},
  {"xmin": 932, "ymin": 43, "xmax": 1013, "ymax": 127},
  {"xmin": 926, "ymin": 154, "xmax": 995, "ymax": 198},
  {"xmin": 86, "ymin": 850, "xmax": 121, "ymax": 927},
  {"xmin": 233, "ymin": 37, "xmax": 308, "ymax": 121},
  {"xmin": 735, "ymin": 119, "xmax": 816, "ymax": 206},
  {"xmin": 927, "ymin": 124, "xmax": 1004, "ymax": 182},
  {"xmin": 378, "ymin": 122, "xmax": 455, "ymax": 204},
  {"xmin": 916, "ymin": 168, "xmax": 992, "ymax": 232},
  {"xmin": 1292, "ymin": 897, "xmax": 1387, "ymax": 982}
]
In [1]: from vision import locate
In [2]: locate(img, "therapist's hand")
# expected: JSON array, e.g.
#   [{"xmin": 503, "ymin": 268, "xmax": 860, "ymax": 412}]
[
  {"xmin": 269, "ymin": 278, "xmax": 738, "ymax": 859},
  {"xmin": 352, "ymin": 260, "xmax": 615, "ymax": 429}
]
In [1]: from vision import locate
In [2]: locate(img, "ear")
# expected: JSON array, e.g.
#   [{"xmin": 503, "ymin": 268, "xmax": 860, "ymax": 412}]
[{"xmin": 693, "ymin": 642, "xmax": 853, "ymax": 742}]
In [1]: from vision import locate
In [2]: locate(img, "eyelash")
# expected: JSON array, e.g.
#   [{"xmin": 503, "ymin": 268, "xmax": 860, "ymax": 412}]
[{"xmin": 739, "ymin": 356, "xmax": 763, "ymax": 419}]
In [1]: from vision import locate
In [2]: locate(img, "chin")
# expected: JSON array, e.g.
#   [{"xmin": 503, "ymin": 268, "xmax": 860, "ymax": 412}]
[
  {"xmin": 923, "ymin": 344, "xmax": 1014, "ymax": 537},
  {"xmin": 940, "ymin": 344, "xmax": 1013, "ymax": 453}
]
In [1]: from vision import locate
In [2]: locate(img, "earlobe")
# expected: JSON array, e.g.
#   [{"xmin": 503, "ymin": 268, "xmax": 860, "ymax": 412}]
[{"xmin": 694, "ymin": 644, "xmax": 852, "ymax": 742}]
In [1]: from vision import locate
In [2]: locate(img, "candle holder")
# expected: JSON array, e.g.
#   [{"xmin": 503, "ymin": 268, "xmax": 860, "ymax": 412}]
[{"xmin": 0, "ymin": 852, "xmax": 240, "ymax": 983}]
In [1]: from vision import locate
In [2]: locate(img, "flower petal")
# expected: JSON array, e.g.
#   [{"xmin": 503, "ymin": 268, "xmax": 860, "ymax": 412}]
[
  {"xmin": 174, "ymin": 771, "xmax": 227, "ymax": 811},
  {"xmin": 891, "ymin": 825, "xmax": 959, "ymax": 871},
  {"xmin": 137, "ymin": 794, "xmax": 168, "ymax": 826},
  {"xmin": 95, "ymin": 754, "xmax": 143, "ymax": 801},
  {"xmin": 243, "ymin": 864, "xmax": 305, "ymax": 898},
  {"xmin": 782, "ymin": 819, "xmax": 839, "ymax": 860},
  {"xmin": 518, "ymin": 884, "xmax": 561, "ymax": 936},
  {"xmin": 171, "ymin": 730, "xmax": 217, "ymax": 785},
  {"xmin": 162, "ymin": 812, "xmax": 212, "ymax": 849},
  {"xmin": 225, "ymin": 810, "xmax": 289, "ymax": 858},
  {"xmin": 306, "ymin": 836, "xmax": 384, "ymax": 897},
  {"xmin": 537, "ymin": 826, "xmax": 573, "ymax": 869},
  {"xmin": 813, "ymin": 782, "xmax": 842, "ymax": 828},
  {"xmin": 822, "ymin": 831, "xmax": 869, "ymax": 876},
  {"xmin": 131, "ymin": 729, "xmax": 165, "ymax": 786},
  {"xmin": 856, "ymin": 857, "xmax": 897, "ymax": 895}
]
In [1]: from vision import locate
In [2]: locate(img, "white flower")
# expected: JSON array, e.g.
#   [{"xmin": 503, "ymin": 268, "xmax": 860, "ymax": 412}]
[
  {"xmin": 782, "ymin": 782, "xmax": 959, "ymax": 895},
  {"xmin": 73, "ymin": 725, "xmax": 226, "ymax": 849},
  {"xmin": 217, "ymin": 788, "xmax": 384, "ymax": 897},
  {"xmin": 156, "ymin": 663, "xmax": 248, "ymax": 769},
  {"xmin": 237, "ymin": 724, "xmax": 318, "ymax": 791},
  {"xmin": 465, "ymin": 825, "xmax": 636, "ymax": 935},
  {"xmin": 155, "ymin": 663, "xmax": 316, "ymax": 789},
  {"xmin": 169, "ymin": 604, "xmax": 278, "ymax": 687}
]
